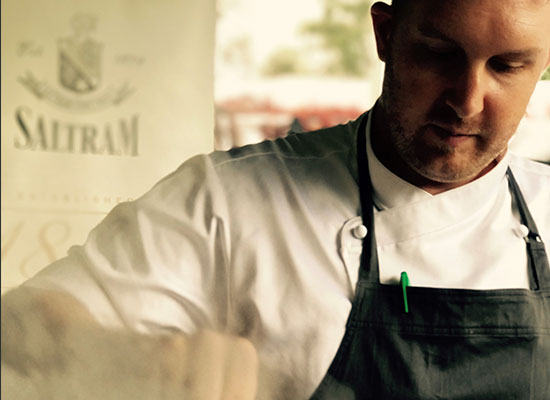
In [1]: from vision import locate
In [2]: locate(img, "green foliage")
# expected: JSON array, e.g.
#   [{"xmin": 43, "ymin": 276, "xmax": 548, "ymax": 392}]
[
  {"xmin": 301, "ymin": 0, "xmax": 374, "ymax": 77},
  {"xmin": 542, "ymin": 66, "xmax": 550, "ymax": 81},
  {"xmin": 262, "ymin": 48, "xmax": 303, "ymax": 76}
]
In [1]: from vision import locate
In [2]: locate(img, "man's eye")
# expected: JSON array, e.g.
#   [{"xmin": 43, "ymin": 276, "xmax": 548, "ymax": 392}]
[
  {"xmin": 489, "ymin": 59, "xmax": 523, "ymax": 73},
  {"xmin": 415, "ymin": 44, "xmax": 460, "ymax": 63}
]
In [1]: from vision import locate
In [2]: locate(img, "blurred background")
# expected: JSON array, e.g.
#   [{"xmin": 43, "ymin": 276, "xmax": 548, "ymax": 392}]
[
  {"xmin": 214, "ymin": 0, "xmax": 550, "ymax": 156},
  {"xmin": 2, "ymin": 0, "xmax": 550, "ymax": 292},
  {"xmin": 214, "ymin": 0, "xmax": 382, "ymax": 149}
]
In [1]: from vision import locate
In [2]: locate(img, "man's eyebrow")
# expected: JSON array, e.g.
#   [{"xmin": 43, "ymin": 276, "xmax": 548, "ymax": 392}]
[
  {"xmin": 417, "ymin": 23, "xmax": 541, "ymax": 59},
  {"xmin": 497, "ymin": 49, "xmax": 541, "ymax": 60}
]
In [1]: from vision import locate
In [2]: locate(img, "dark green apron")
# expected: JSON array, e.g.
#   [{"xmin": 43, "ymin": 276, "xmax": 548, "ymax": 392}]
[{"xmin": 311, "ymin": 116, "xmax": 550, "ymax": 399}]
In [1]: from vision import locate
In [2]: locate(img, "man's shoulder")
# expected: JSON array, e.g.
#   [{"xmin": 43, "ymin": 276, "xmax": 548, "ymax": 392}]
[
  {"xmin": 509, "ymin": 153, "xmax": 550, "ymax": 180},
  {"xmin": 208, "ymin": 115, "xmax": 364, "ymax": 170},
  {"xmin": 154, "ymin": 114, "xmax": 365, "ymax": 202},
  {"xmin": 508, "ymin": 153, "xmax": 550, "ymax": 202}
]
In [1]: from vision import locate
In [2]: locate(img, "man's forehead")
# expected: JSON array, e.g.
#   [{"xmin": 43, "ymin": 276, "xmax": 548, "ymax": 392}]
[
  {"xmin": 397, "ymin": 0, "xmax": 550, "ymax": 18},
  {"xmin": 393, "ymin": 0, "xmax": 550, "ymax": 59},
  {"xmin": 397, "ymin": 0, "xmax": 550, "ymax": 7},
  {"xmin": 400, "ymin": 0, "xmax": 550, "ymax": 38}
]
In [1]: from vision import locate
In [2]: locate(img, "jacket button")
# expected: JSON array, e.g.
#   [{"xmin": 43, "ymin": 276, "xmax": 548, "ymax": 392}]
[
  {"xmin": 517, "ymin": 224, "xmax": 530, "ymax": 238},
  {"xmin": 352, "ymin": 224, "xmax": 368, "ymax": 239}
]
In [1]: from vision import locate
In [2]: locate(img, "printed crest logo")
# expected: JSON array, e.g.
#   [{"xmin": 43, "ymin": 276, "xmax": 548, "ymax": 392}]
[
  {"xmin": 15, "ymin": 13, "xmax": 141, "ymax": 157},
  {"xmin": 58, "ymin": 14, "xmax": 103, "ymax": 94},
  {"xmin": 18, "ymin": 13, "xmax": 138, "ymax": 113}
]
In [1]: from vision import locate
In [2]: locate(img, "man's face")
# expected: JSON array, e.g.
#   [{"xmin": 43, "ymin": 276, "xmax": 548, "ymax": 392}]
[{"xmin": 374, "ymin": 0, "xmax": 550, "ymax": 187}]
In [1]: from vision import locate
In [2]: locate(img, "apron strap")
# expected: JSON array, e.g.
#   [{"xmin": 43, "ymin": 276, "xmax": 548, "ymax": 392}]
[
  {"xmin": 506, "ymin": 168, "xmax": 550, "ymax": 290},
  {"xmin": 356, "ymin": 113, "xmax": 379, "ymax": 283}
]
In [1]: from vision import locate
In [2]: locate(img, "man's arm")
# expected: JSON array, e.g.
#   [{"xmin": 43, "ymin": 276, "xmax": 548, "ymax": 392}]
[{"xmin": 1, "ymin": 287, "xmax": 258, "ymax": 400}]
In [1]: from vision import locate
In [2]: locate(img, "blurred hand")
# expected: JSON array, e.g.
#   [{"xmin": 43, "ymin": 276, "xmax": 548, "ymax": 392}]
[
  {"xmin": 177, "ymin": 330, "xmax": 258, "ymax": 400},
  {"xmin": 2, "ymin": 288, "xmax": 258, "ymax": 400}
]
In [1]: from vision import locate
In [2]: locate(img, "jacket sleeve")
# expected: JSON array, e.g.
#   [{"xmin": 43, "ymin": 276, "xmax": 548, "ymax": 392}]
[{"xmin": 23, "ymin": 154, "xmax": 232, "ymax": 335}]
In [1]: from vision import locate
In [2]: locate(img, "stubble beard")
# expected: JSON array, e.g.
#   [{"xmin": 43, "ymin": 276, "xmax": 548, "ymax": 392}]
[{"xmin": 379, "ymin": 66, "xmax": 510, "ymax": 185}]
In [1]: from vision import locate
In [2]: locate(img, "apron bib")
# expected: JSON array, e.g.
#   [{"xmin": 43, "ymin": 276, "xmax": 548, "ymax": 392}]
[{"xmin": 311, "ymin": 118, "xmax": 550, "ymax": 399}]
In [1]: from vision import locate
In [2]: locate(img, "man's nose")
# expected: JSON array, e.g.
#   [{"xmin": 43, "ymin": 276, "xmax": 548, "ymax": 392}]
[{"xmin": 445, "ymin": 65, "xmax": 486, "ymax": 119}]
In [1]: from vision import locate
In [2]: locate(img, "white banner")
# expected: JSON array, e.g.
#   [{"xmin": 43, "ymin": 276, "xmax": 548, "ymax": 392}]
[{"xmin": 1, "ymin": 0, "xmax": 216, "ymax": 292}]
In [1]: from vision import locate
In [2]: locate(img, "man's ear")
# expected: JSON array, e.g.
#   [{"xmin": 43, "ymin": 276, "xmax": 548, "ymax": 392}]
[{"xmin": 371, "ymin": 2, "xmax": 395, "ymax": 63}]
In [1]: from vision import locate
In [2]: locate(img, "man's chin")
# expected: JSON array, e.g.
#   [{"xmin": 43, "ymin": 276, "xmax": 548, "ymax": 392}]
[{"xmin": 410, "ymin": 161, "xmax": 487, "ymax": 186}]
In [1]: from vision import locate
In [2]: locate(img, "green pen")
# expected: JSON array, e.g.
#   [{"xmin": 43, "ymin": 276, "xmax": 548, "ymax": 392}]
[{"xmin": 400, "ymin": 271, "xmax": 410, "ymax": 313}]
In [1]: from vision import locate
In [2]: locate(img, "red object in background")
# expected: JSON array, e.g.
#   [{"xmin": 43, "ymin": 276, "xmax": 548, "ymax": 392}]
[
  {"xmin": 291, "ymin": 106, "xmax": 363, "ymax": 133},
  {"xmin": 216, "ymin": 96, "xmax": 364, "ymax": 148},
  {"xmin": 217, "ymin": 96, "xmax": 284, "ymax": 114}
]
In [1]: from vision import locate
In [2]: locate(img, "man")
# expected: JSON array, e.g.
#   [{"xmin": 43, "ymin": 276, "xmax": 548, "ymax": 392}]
[{"xmin": 3, "ymin": 0, "xmax": 550, "ymax": 398}]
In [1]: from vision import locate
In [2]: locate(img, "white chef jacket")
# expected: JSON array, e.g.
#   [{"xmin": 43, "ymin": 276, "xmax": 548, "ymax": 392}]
[{"xmin": 25, "ymin": 110, "xmax": 550, "ymax": 399}]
